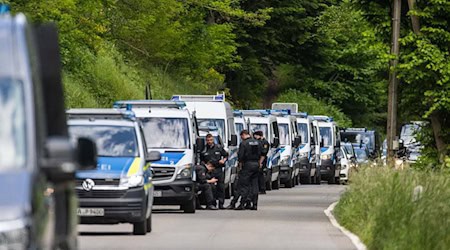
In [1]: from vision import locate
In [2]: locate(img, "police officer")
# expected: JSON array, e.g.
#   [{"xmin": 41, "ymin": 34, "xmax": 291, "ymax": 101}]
[
  {"xmin": 200, "ymin": 134, "xmax": 228, "ymax": 209},
  {"xmin": 195, "ymin": 161, "xmax": 219, "ymax": 210},
  {"xmin": 235, "ymin": 130, "xmax": 264, "ymax": 210},
  {"xmin": 253, "ymin": 131, "xmax": 270, "ymax": 194}
]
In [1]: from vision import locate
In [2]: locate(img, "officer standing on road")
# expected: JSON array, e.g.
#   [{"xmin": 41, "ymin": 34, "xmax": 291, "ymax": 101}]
[
  {"xmin": 253, "ymin": 131, "xmax": 270, "ymax": 194},
  {"xmin": 200, "ymin": 134, "xmax": 228, "ymax": 209},
  {"xmin": 195, "ymin": 161, "xmax": 219, "ymax": 210},
  {"xmin": 235, "ymin": 130, "xmax": 264, "ymax": 210}
]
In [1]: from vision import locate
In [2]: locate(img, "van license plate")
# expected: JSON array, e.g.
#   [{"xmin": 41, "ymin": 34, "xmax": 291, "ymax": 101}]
[
  {"xmin": 153, "ymin": 190, "xmax": 162, "ymax": 197},
  {"xmin": 77, "ymin": 208, "xmax": 104, "ymax": 217}
]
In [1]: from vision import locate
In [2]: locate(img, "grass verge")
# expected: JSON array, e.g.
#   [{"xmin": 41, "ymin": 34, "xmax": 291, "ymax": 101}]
[{"xmin": 334, "ymin": 167, "xmax": 450, "ymax": 250}]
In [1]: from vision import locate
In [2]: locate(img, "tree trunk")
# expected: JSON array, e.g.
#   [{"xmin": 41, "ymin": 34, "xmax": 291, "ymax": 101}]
[{"xmin": 430, "ymin": 112, "xmax": 447, "ymax": 163}]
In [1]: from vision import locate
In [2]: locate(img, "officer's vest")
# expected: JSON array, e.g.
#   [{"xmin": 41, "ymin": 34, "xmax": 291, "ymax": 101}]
[{"xmin": 246, "ymin": 139, "xmax": 261, "ymax": 161}]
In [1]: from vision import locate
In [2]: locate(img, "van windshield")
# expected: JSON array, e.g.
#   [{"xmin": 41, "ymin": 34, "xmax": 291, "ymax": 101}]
[
  {"xmin": 198, "ymin": 119, "xmax": 225, "ymax": 141},
  {"xmin": 0, "ymin": 78, "xmax": 27, "ymax": 170},
  {"xmin": 341, "ymin": 132, "xmax": 374, "ymax": 150},
  {"xmin": 141, "ymin": 118, "xmax": 190, "ymax": 149},
  {"xmin": 250, "ymin": 124, "xmax": 268, "ymax": 138},
  {"xmin": 278, "ymin": 123, "xmax": 290, "ymax": 145},
  {"xmin": 319, "ymin": 127, "xmax": 333, "ymax": 147},
  {"xmin": 297, "ymin": 123, "xmax": 309, "ymax": 144},
  {"xmin": 69, "ymin": 125, "xmax": 138, "ymax": 157}
]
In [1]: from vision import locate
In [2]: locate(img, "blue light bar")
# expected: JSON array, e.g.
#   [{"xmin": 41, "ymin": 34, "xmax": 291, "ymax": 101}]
[
  {"xmin": 292, "ymin": 112, "xmax": 308, "ymax": 118},
  {"xmin": 67, "ymin": 109, "xmax": 136, "ymax": 121},
  {"xmin": 171, "ymin": 93, "xmax": 226, "ymax": 102},
  {"xmin": 268, "ymin": 109, "xmax": 291, "ymax": 116},
  {"xmin": 233, "ymin": 110, "xmax": 243, "ymax": 117},
  {"xmin": 0, "ymin": 4, "xmax": 10, "ymax": 14},
  {"xmin": 344, "ymin": 128, "xmax": 367, "ymax": 132},
  {"xmin": 113, "ymin": 100, "xmax": 186, "ymax": 109},
  {"xmin": 241, "ymin": 110, "xmax": 270, "ymax": 117},
  {"xmin": 311, "ymin": 115, "xmax": 333, "ymax": 122}
]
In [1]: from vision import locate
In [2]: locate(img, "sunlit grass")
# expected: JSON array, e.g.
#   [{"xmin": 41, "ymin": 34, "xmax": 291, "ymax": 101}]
[{"xmin": 335, "ymin": 166, "xmax": 450, "ymax": 250}]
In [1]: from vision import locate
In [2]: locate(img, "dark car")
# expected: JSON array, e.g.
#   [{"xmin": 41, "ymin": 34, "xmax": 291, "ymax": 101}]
[{"xmin": 0, "ymin": 12, "xmax": 96, "ymax": 249}]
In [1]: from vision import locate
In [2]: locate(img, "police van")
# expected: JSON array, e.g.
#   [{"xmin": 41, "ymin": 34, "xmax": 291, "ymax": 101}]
[
  {"xmin": 241, "ymin": 110, "xmax": 281, "ymax": 190},
  {"xmin": 269, "ymin": 110, "xmax": 301, "ymax": 188},
  {"xmin": 67, "ymin": 109, "xmax": 160, "ymax": 235},
  {"xmin": 0, "ymin": 11, "xmax": 96, "ymax": 248},
  {"xmin": 171, "ymin": 94, "xmax": 238, "ymax": 198},
  {"xmin": 311, "ymin": 119, "xmax": 323, "ymax": 184},
  {"xmin": 340, "ymin": 128, "xmax": 380, "ymax": 158},
  {"xmin": 312, "ymin": 116, "xmax": 341, "ymax": 184},
  {"xmin": 114, "ymin": 100, "xmax": 202, "ymax": 213},
  {"xmin": 292, "ymin": 113, "xmax": 320, "ymax": 184}
]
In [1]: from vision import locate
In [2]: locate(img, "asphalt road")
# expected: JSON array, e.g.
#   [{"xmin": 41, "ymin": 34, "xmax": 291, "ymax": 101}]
[{"xmin": 79, "ymin": 185, "xmax": 355, "ymax": 250}]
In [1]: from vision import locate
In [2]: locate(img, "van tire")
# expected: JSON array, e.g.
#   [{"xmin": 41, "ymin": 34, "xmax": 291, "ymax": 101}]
[
  {"xmin": 285, "ymin": 177, "xmax": 294, "ymax": 188},
  {"xmin": 328, "ymin": 175, "xmax": 336, "ymax": 184},
  {"xmin": 182, "ymin": 197, "xmax": 196, "ymax": 213},
  {"xmin": 272, "ymin": 176, "xmax": 280, "ymax": 190},
  {"xmin": 225, "ymin": 184, "xmax": 231, "ymax": 199},
  {"xmin": 133, "ymin": 219, "xmax": 147, "ymax": 235},
  {"xmin": 266, "ymin": 180, "xmax": 272, "ymax": 191},
  {"xmin": 315, "ymin": 171, "xmax": 321, "ymax": 184},
  {"xmin": 146, "ymin": 212, "xmax": 152, "ymax": 233}
]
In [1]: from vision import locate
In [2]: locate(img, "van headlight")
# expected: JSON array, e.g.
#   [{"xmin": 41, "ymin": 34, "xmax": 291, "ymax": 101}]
[
  {"xmin": 0, "ymin": 220, "xmax": 29, "ymax": 249},
  {"xmin": 321, "ymin": 154, "xmax": 332, "ymax": 160},
  {"xmin": 280, "ymin": 156, "xmax": 290, "ymax": 165},
  {"xmin": 176, "ymin": 165, "xmax": 192, "ymax": 179},
  {"xmin": 120, "ymin": 175, "xmax": 144, "ymax": 187},
  {"xmin": 299, "ymin": 152, "xmax": 308, "ymax": 159}
]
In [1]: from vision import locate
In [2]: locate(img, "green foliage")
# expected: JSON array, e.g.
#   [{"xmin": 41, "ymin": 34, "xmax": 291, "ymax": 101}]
[
  {"xmin": 335, "ymin": 167, "xmax": 450, "ymax": 250},
  {"xmin": 276, "ymin": 89, "xmax": 352, "ymax": 127}
]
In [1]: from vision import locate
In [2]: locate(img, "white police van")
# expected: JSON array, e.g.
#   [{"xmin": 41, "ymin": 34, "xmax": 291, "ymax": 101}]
[
  {"xmin": 312, "ymin": 116, "xmax": 341, "ymax": 184},
  {"xmin": 171, "ymin": 94, "xmax": 238, "ymax": 198},
  {"xmin": 67, "ymin": 109, "xmax": 160, "ymax": 235},
  {"xmin": 113, "ymin": 100, "xmax": 202, "ymax": 213},
  {"xmin": 292, "ymin": 113, "xmax": 320, "ymax": 184},
  {"xmin": 241, "ymin": 110, "xmax": 281, "ymax": 190},
  {"xmin": 311, "ymin": 119, "xmax": 323, "ymax": 184},
  {"xmin": 269, "ymin": 110, "xmax": 301, "ymax": 188}
]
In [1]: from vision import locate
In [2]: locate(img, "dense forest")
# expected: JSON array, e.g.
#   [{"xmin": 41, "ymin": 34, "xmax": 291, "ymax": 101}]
[{"xmin": 7, "ymin": 0, "xmax": 449, "ymax": 167}]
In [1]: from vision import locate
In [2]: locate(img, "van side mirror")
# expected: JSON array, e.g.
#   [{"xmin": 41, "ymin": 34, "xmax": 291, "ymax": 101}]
[
  {"xmin": 271, "ymin": 137, "xmax": 280, "ymax": 148},
  {"xmin": 42, "ymin": 136, "xmax": 76, "ymax": 182},
  {"xmin": 293, "ymin": 136, "xmax": 301, "ymax": 147},
  {"xmin": 196, "ymin": 137, "xmax": 205, "ymax": 153},
  {"xmin": 77, "ymin": 137, "xmax": 97, "ymax": 170},
  {"xmin": 320, "ymin": 138, "xmax": 325, "ymax": 148},
  {"xmin": 146, "ymin": 151, "xmax": 161, "ymax": 162},
  {"xmin": 336, "ymin": 140, "xmax": 341, "ymax": 148},
  {"xmin": 311, "ymin": 137, "xmax": 315, "ymax": 145},
  {"xmin": 229, "ymin": 134, "xmax": 238, "ymax": 146}
]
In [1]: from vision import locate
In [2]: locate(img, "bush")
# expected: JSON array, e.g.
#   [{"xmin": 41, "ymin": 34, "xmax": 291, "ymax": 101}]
[{"xmin": 335, "ymin": 167, "xmax": 450, "ymax": 250}]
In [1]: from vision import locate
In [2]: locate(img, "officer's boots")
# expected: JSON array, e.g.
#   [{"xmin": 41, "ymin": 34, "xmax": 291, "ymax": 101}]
[{"xmin": 226, "ymin": 202, "xmax": 236, "ymax": 210}]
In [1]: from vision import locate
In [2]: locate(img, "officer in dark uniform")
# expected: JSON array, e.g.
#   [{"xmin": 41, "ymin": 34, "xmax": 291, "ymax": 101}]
[
  {"xmin": 235, "ymin": 130, "xmax": 263, "ymax": 210},
  {"xmin": 195, "ymin": 161, "xmax": 218, "ymax": 210},
  {"xmin": 253, "ymin": 131, "xmax": 270, "ymax": 194},
  {"xmin": 200, "ymin": 134, "xmax": 228, "ymax": 209}
]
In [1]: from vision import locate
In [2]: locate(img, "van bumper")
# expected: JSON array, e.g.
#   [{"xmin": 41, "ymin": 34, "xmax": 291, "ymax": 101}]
[
  {"xmin": 78, "ymin": 186, "xmax": 146, "ymax": 224},
  {"xmin": 153, "ymin": 179, "xmax": 195, "ymax": 205},
  {"xmin": 297, "ymin": 158, "xmax": 311, "ymax": 176},
  {"xmin": 320, "ymin": 159, "xmax": 336, "ymax": 178},
  {"xmin": 279, "ymin": 165, "xmax": 293, "ymax": 182}
]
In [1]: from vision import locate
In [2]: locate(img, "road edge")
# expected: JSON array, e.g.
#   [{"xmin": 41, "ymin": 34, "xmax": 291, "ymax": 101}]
[{"xmin": 324, "ymin": 201, "xmax": 367, "ymax": 250}]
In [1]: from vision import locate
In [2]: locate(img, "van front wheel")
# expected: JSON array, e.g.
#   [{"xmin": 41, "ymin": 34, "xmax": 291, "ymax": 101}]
[{"xmin": 181, "ymin": 197, "xmax": 196, "ymax": 213}]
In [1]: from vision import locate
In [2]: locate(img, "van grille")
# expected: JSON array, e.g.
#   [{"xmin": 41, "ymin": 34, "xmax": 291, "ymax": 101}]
[
  {"xmin": 76, "ymin": 189, "xmax": 126, "ymax": 199},
  {"xmin": 76, "ymin": 179, "xmax": 120, "ymax": 186},
  {"xmin": 152, "ymin": 167, "xmax": 176, "ymax": 181}
]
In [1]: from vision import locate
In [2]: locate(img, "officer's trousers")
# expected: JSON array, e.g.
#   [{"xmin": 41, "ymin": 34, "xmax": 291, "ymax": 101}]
[
  {"xmin": 212, "ymin": 167, "xmax": 225, "ymax": 206},
  {"xmin": 239, "ymin": 161, "xmax": 260, "ymax": 205},
  {"xmin": 197, "ymin": 183, "xmax": 215, "ymax": 206}
]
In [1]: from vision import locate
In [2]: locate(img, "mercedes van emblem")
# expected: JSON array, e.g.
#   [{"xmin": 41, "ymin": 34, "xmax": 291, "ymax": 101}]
[{"xmin": 82, "ymin": 179, "xmax": 95, "ymax": 191}]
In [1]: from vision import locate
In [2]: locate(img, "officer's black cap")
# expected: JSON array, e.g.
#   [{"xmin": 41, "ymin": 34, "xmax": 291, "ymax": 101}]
[{"xmin": 254, "ymin": 131, "xmax": 264, "ymax": 137}]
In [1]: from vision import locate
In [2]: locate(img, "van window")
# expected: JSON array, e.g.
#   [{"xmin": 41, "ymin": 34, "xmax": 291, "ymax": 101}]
[
  {"xmin": 141, "ymin": 118, "xmax": 190, "ymax": 149},
  {"xmin": 0, "ymin": 78, "xmax": 27, "ymax": 170},
  {"xmin": 278, "ymin": 123, "xmax": 290, "ymax": 145},
  {"xmin": 69, "ymin": 125, "xmax": 138, "ymax": 157},
  {"xmin": 198, "ymin": 119, "xmax": 225, "ymax": 142},
  {"xmin": 250, "ymin": 124, "xmax": 268, "ymax": 138},
  {"xmin": 235, "ymin": 122, "xmax": 244, "ymax": 144},
  {"xmin": 319, "ymin": 127, "xmax": 333, "ymax": 147},
  {"xmin": 297, "ymin": 123, "xmax": 309, "ymax": 144}
]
